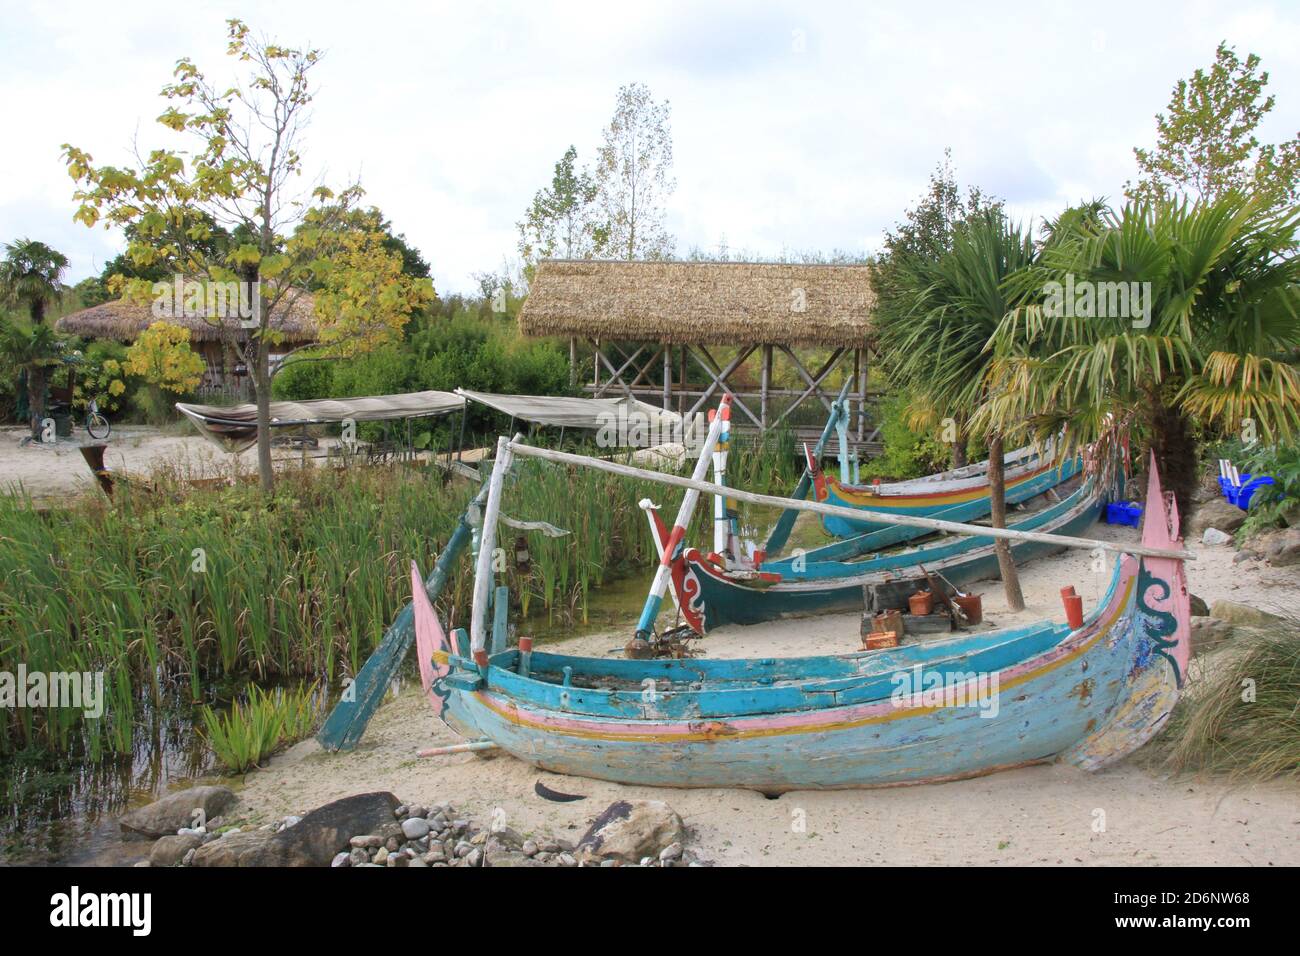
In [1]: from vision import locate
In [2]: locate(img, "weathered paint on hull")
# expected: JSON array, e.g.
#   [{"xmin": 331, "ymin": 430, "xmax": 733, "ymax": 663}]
[
  {"xmin": 442, "ymin": 548, "xmax": 1185, "ymax": 790},
  {"xmin": 817, "ymin": 458, "xmax": 1081, "ymax": 538},
  {"xmin": 689, "ymin": 493, "xmax": 1102, "ymax": 631}
]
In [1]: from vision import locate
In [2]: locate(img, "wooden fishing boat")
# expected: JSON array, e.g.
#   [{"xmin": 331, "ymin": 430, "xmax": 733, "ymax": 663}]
[
  {"xmin": 764, "ymin": 384, "xmax": 1081, "ymax": 546},
  {"xmin": 649, "ymin": 479, "xmax": 1104, "ymax": 633},
  {"xmin": 412, "ymin": 441, "xmax": 1191, "ymax": 791}
]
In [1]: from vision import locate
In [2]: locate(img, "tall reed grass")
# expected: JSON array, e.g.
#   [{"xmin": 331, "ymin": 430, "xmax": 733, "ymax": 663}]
[
  {"xmin": 1154, "ymin": 624, "xmax": 1300, "ymax": 781},
  {"xmin": 0, "ymin": 433, "xmax": 802, "ymax": 761}
]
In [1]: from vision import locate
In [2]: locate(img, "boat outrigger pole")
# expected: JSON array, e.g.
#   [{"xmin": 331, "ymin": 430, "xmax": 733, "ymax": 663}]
[
  {"xmin": 764, "ymin": 377, "xmax": 853, "ymax": 555},
  {"xmin": 503, "ymin": 440, "xmax": 1196, "ymax": 563}
]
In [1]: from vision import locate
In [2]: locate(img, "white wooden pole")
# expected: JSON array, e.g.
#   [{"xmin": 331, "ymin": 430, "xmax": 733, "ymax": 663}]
[
  {"xmin": 470, "ymin": 434, "xmax": 516, "ymax": 659},
  {"xmin": 712, "ymin": 404, "xmax": 731, "ymax": 556},
  {"xmin": 634, "ymin": 396, "xmax": 731, "ymax": 640},
  {"xmin": 505, "ymin": 441, "xmax": 1196, "ymax": 562}
]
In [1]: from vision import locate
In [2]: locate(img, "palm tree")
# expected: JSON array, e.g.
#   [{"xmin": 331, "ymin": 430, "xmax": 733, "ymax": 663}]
[
  {"xmin": 980, "ymin": 192, "xmax": 1300, "ymax": 517},
  {"xmin": 0, "ymin": 239, "xmax": 69, "ymax": 325},
  {"xmin": 876, "ymin": 209, "xmax": 1037, "ymax": 610},
  {"xmin": 0, "ymin": 320, "xmax": 65, "ymax": 437},
  {"xmin": 1, "ymin": 239, "xmax": 70, "ymax": 436}
]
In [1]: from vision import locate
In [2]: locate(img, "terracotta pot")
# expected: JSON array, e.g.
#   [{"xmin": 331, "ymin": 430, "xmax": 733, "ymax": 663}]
[
  {"xmin": 908, "ymin": 590, "xmax": 934, "ymax": 616},
  {"xmin": 873, "ymin": 608, "xmax": 904, "ymax": 641}
]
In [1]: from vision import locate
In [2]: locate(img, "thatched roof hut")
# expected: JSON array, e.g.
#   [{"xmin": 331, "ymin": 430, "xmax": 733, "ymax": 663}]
[
  {"xmin": 55, "ymin": 292, "xmax": 319, "ymax": 344},
  {"xmin": 518, "ymin": 259, "xmax": 875, "ymax": 347}
]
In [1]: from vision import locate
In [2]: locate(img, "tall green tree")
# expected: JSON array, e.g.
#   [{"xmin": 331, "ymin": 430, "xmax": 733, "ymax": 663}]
[
  {"xmin": 876, "ymin": 209, "xmax": 1036, "ymax": 610},
  {"xmin": 594, "ymin": 83, "xmax": 675, "ymax": 260},
  {"xmin": 1, "ymin": 239, "xmax": 69, "ymax": 434},
  {"xmin": 63, "ymin": 19, "xmax": 431, "ymax": 491},
  {"xmin": 1127, "ymin": 42, "xmax": 1300, "ymax": 211},
  {"xmin": 874, "ymin": 150, "xmax": 1001, "ymax": 464},
  {"xmin": 518, "ymin": 145, "xmax": 602, "ymax": 270},
  {"xmin": 981, "ymin": 193, "xmax": 1300, "ymax": 517}
]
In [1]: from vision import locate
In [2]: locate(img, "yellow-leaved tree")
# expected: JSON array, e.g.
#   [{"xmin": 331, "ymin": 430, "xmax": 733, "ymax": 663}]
[
  {"xmin": 62, "ymin": 19, "xmax": 433, "ymax": 490},
  {"xmin": 123, "ymin": 321, "xmax": 206, "ymax": 423}
]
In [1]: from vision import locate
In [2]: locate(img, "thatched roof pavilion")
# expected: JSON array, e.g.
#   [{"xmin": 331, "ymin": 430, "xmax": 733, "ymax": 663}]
[
  {"xmin": 519, "ymin": 259, "xmax": 874, "ymax": 346},
  {"xmin": 55, "ymin": 294, "xmax": 319, "ymax": 344},
  {"xmin": 57, "ymin": 294, "xmax": 319, "ymax": 398},
  {"xmin": 519, "ymin": 259, "xmax": 879, "ymax": 452}
]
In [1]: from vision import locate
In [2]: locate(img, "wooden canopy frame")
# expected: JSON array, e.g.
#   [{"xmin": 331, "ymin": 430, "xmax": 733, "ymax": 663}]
[{"xmin": 577, "ymin": 339, "xmax": 880, "ymax": 457}]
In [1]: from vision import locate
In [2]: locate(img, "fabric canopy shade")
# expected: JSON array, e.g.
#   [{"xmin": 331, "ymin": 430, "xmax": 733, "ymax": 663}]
[
  {"xmin": 176, "ymin": 390, "xmax": 466, "ymax": 453},
  {"xmin": 456, "ymin": 388, "xmax": 683, "ymax": 436}
]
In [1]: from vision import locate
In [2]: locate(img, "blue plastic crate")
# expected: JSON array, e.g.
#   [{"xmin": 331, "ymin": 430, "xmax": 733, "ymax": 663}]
[
  {"xmin": 1218, "ymin": 473, "xmax": 1276, "ymax": 510},
  {"xmin": 1105, "ymin": 501, "xmax": 1142, "ymax": 527}
]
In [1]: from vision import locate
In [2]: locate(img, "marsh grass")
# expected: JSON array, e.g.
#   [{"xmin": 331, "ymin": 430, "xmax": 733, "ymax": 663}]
[
  {"xmin": 0, "ymin": 434, "xmax": 802, "ymax": 761},
  {"xmin": 1152, "ymin": 624, "xmax": 1300, "ymax": 781},
  {"xmin": 200, "ymin": 682, "xmax": 320, "ymax": 774}
]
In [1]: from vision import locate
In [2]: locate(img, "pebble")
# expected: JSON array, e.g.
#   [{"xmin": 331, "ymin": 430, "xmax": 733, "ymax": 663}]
[
  {"xmin": 454, "ymin": 841, "xmax": 472, "ymax": 858},
  {"xmin": 557, "ymin": 853, "xmax": 576, "ymax": 867},
  {"xmin": 401, "ymin": 817, "xmax": 431, "ymax": 840},
  {"xmin": 394, "ymin": 805, "xmax": 408, "ymax": 818},
  {"xmin": 659, "ymin": 842, "xmax": 683, "ymax": 862},
  {"xmin": 331, "ymin": 852, "xmax": 351, "ymax": 868},
  {"xmin": 350, "ymin": 835, "xmax": 383, "ymax": 849},
  {"xmin": 423, "ymin": 850, "xmax": 446, "ymax": 865},
  {"xmin": 349, "ymin": 848, "xmax": 369, "ymax": 866},
  {"xmin": 282, "ymin": 815, "xmax": 302, "ymax": 829},
  {"xmin": 521, "ymin": 840, "xmax": 538, "ymax": 857},
  {"xmin": 408, "ymin": 806, "xmax": 428, "ymax": 819},
  {"xmin": 374, "ymin": 847, "xmax": 389, "ymax": 865},
  {"xmin": 466, "ymin": 848, "xmax": 483, "ymax": 867}
]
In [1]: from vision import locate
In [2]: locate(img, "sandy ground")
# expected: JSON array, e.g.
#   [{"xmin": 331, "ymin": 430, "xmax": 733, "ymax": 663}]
[
  {"xmin": 232, "ymin": 517, "xmax": 1300, "ymax": 867},
  {"xmin": 0, "ymin": 425, "xmax": 488, "ymax": 502},
  {"xmin": 0, "ymin": 425, "xmax": 262, "ymax": 501}
]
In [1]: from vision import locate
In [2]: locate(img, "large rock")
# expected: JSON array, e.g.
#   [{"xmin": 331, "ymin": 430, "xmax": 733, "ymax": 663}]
[
  {"xmin": 270, "ymin": 791, "xmax": 402, "ymax": 867},
  {"xmin": 576, "ymin": 800, "xmax": 684, "ymax": 864},
  {"xmin": 191, "ymin": 829, "xmax": 281, "ymax": 867},
  {"xmin": 120, "ymin": 785, "xmax": 238, "ymax": 840},
  {"xmin": 1210, "ymin": 601, "xmax": 1285, "ymax": 630},
  {"xmin": 149, "ymin": 833, "xmax": 204, "ymax": 866},
  {"xmin": 1263, "ymin": 528, "xmax": 1300, "ymax": 568},
  {"xmin": 1188, "ymin": 498, "xmax": 1246, "ymax": 536}
]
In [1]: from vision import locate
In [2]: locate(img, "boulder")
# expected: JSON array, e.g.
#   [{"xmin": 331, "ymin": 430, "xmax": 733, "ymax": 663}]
[
  {"xmin": 1190, "ymin": 616, "xmax": 1233, "ymax": 654},
  {"xmin": 273, "ymin": 791, "xmax": 402, "ymax": 867},
  {"xmin": 576, "ymin": 800, "xmax": 684, "ymax": 864},
  {"xmin": 1189, "ymin": 593, "xmax": 1209, "ymax": 617},
  {"xmin": 149, "ymin": 833, "xmax": 203, "ymax": 867},
  {"xmin": 1209, "ymin": 601, "xmax": 1285, "ymax": 630},
  {"xmin": 1263, "ymin": 528, "xmax": 1300, "ymax": 568},
  {"xmin": 191, "ymin": 829, "xmax": 281, "ymax": 867},
  {"xmin": 1188, "ymin": 498, "xmax": 1245, "ymax": 535},
  {"xmin": 1201, "ymin": 528, "xmax": 1233, "ymax": 546},
  {"xmin": 120, "ymin": 785, "xmax": 238, "ymax": 840}
]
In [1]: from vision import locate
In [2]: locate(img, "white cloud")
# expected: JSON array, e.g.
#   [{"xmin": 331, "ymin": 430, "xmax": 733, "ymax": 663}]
[{"xmin": 2, "ymin": 0, "xmax": 1297, "ymax": 293}]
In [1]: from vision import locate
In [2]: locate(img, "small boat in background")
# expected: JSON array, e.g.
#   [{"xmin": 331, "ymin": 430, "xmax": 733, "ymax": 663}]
[
  {"xmin": 764, "ymin": 385, "xmax": 1081, "ymax": 546},
  {"xmin": 648, "ymin": 478, "xmax": 1104, "ymax": 633}
]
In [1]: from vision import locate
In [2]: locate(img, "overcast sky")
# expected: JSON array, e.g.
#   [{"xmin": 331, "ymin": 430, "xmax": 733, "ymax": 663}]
[{"xmin": 3, "ymin": 1, "xmax": 1299, "ymax": 295}]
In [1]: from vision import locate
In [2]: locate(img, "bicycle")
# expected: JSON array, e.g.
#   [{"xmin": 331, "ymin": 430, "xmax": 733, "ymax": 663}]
[{"xmin": 85, "ymin": 397, "xmax": 111, "ymax": 440}]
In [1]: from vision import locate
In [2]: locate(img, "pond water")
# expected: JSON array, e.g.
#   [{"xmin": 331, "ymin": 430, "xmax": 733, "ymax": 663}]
[{"xmin": 0, "ymin": 572, "xmax": 654, "ymax": 867}]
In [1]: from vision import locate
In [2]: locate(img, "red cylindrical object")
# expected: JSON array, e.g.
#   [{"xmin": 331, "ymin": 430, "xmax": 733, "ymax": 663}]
[
  {"xmin": 1063, "ymin": 593, "xmax": 1084, "ymax": 630},
  {"xmin": 518, "ymin": 637, "xmax": 533, "ymax": 653},
  {"xmin": 1060, "ymin": 585, "xmax": 1077, "ymax": 600},
  {"xmin": 473, "ymin": 649, "xmax": 489, "ymax": 668}
]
